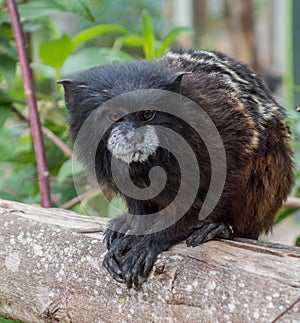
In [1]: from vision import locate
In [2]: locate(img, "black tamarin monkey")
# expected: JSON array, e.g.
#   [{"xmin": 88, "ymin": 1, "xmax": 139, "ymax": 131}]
[{"xmin": 58, "ymin": 48, "xmax": 294, "ymax": 288}]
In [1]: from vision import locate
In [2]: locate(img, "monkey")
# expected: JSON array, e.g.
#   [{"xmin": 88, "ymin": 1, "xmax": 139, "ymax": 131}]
[{"xmin": 58, "ymin": 48, "xmax": 294, "ymax": 289}]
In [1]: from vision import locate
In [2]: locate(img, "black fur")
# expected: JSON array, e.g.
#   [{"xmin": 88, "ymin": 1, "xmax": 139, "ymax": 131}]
[{"xmin": 59, "ymin": 48, "xmax": 294, "ymax": 288}]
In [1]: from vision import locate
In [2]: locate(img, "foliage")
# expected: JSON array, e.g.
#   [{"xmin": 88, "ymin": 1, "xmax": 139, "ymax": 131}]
[
  {"xmin": 1, "ymin": 2, "xmax": 298, "ymax": 322},
  {"xmin": 0, "ymin": 318, "xmax": 19, "ymax": 323},
  {"xmin": 114, "ymin": 10, "xmax": 193, "ymax": 59},
  {"xmin": 0, "ymin": 1, "xmax": 191, "ymax": 217},
  {"xmin": 0, "ymin": 0, "xmax": 299, "ymax": 244}
]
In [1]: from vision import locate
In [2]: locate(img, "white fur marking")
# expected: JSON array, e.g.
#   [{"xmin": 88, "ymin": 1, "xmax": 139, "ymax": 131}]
[
  {"xmin": 108, "ymin": 125, "xmax": 159, "ymax": 164},
  {"xmin": 166, "ymin": 51, "xmax": 249, "ymax": 85}
]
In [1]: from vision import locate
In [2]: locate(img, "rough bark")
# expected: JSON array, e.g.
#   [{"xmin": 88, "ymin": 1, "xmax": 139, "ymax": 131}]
[{"xmin": 0, "ymin": 199, "xmax": 299, "ymax": 323}]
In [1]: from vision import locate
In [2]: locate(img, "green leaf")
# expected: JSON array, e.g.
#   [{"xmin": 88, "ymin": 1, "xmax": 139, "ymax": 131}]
[
  {"xmin": 17, "ymin": 0, "xmax": 66, "ymax": 21},
  {"xmin": 274, "ymin": 206, "xmax": 300, "ymax": 225},
  {"xmin": 0, "ymin": 191, "xmax": 20, "ymax": 202},
  {"xmin": 114, "ymin": 34, "xmax": 144, "ymax": 49},
  {"xmin": 58, "ymin": 159, "xmax": 83, "ymax": 182},
  {"xmin": 31, "ymin": 63, "xmax": 57, "ymax": 79},
  {"xmin": 108, "ymin": 197, "xmax": 127, "ymax": 217},
  {"xmin": 0, "ymin": 26, "xmax": 13, "ymax": 38},
  {"xmin": 0, "ymin": 54, "xmax": 17, "ymax": 85},
  {"xmin": 0, "ymin": 106, "xmax": 11, "ymax": 127},
  {"xmin": 0, "ymin": 36, "xmax": 17, "ymax": 59},
  {"xmin": 0, "ymin": 128, "xmax": 15, "ymax": 162},
  {"xmin": 0, "ymin": 89, "xmax": 13, "ymax": 105},
  {"xmin": 52, "ymin": 0, "xmax": 95, "ymax": 21},
  {"xmin": 295, "ymin": 236, "xmax": 300, "ymax": 247},
  {"xmin": 39, "ymin": 34, "xmax": 73, "ymax": 69},
  {"xmin": 61, "ymin": 47, "xmax": 133, "ymax": 75},
  {"xmin": 0, "ymin": 316, "xmax": 20, "ymax": 323},
  {"xmin": 72, "ymin": 24, "xmax": 127, "ymax": 49},
  {"xmin": 156, "ymin": 26, "xmax": 194, "ymax": 57},
  {"xmin": 22, "ymin": 21, "xmax": 44, "ymax": 33},
  {"xmin": 141, "ymin": 9, "xmax": 156, "ymax": 59},
  {"xmin": 4, "ymin": 90, "xmax": 26, "ymax": 103},
  {"xmin": 6, "ymin": 150, "xmax": 36, "ymax": 164},
  {"xmin": 58, "ymin": 159, "xmax": 73, "ymax": 182}
]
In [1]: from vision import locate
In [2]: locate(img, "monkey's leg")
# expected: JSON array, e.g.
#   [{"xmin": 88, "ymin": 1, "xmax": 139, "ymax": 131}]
[{"xmin": 186, "ymin": 222, "xmax": 235, "ymax": 247}]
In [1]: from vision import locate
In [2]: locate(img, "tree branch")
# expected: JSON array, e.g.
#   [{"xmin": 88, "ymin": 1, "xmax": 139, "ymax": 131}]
[
  {"xmin": 59, "ymin": 188, "xmax": 98, "ymax": 209},
  {"xmin": 11, "ymin": 106, "xmax": 73, "ymax": 158},
  {"xmin": 6, "ymin": 0, "xmax": 51, "ymax": 207},
  {"xmin": 0, "ymin": 199, "xmax": 299, "ymax": 323}
]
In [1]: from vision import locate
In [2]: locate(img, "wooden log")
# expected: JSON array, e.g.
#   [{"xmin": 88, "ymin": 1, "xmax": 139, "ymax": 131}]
[{"xmin": 0, "ymin": 199, "xmax": 299, "ymax": 323}]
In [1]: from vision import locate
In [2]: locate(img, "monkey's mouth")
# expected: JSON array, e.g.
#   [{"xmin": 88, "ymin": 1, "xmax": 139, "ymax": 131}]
[
  {"xmin": 107, "ymin": 125, "xmax": 159, "ymax": 164},
  {"xmin": 112, "ymin": 146, "xmax": 156, "ymax": 164}
]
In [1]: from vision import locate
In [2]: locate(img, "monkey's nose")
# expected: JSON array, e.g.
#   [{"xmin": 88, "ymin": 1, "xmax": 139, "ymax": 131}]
[{"xmin": 126, "ymin": 128, "xmax": 145, "ymax": 143}]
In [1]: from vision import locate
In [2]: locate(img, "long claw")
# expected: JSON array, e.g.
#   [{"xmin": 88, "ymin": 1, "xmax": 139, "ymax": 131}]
[
  {"xmin": 103, "ymin": 253, "xmax": 124, "ymax": 283},
  {"xmin": 186, "ymin": 223, "xmax": 235, "ymax": 247}
]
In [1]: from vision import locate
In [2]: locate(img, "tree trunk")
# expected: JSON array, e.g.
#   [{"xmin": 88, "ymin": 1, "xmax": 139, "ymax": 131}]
[
  {"xmin": 193, "ymin": 0, "xmax": 208, "ymax": 47},
  {"xmin": 0, "ymin": 199, "xmax": 299, "ymax": 323},
  {"xmin": 225, "ymin": 0, "xmax": 259, "ymax": 71}
]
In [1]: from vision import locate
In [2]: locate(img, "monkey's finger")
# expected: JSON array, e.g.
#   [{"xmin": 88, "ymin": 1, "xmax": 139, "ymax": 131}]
[
  {"xmin": 121, "ymin": 258, "xmax": 137, "ymax": 288},
  {"xmin": 186, "ymin": 222, "xmax": 234, "ymax": 247},
  {"xmin": 121, "ymin": 251, "xmax": 145, "ymax": 289},
  {"xmin": 103, "ymin": 236, "xmax": 143, "ymax": 287},
  {"xmin": 103, "ymin": 254, "xmax": 124, "ymax": 283},
  {"xmin": 123, "ymin": 271, "xmax": 133, "ymax": 289},
  {"xmin": 142, "ymin": 251, "xmax": 157, "ymax": 278},
  {"xmin": 132, "ymin": 254, "xmax": 148, "ymax": 289},
  {"xmin": 186, "ymin": 222, "xmax": 219, "ymax": 247},
  {"xmin": 203, "ymin": 224, "xmax": 234, "ymax": 242},
  {"xmin": 186, "ymin": 223, "xmax": 212, "ymax": 246},
  {"xmin": 104, "ymin": 230, "xmax": 126, "ymax": 250},
  {"xmin": 104, "ymin": 229, "xmax": 118, "ymax": 250},
  {"xmin": 121, "ymin": 250, "xmax": 156, "ymax": 289}
]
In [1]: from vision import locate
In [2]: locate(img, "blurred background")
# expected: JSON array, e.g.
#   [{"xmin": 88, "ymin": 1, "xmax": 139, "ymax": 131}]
[{"xmin": 0, "ymin": 0, "xmax": 299, "ymax": 257}]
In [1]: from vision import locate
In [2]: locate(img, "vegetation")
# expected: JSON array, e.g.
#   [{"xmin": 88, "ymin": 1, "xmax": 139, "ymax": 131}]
[
  {"xmin": 0, "ymin": 0, "xmax": 192, "ymax": 218},
  {"xmin": 0, "ymin": 0, "xmax": 299, "ymax": 241},
  {"xmin": 0, "ymin": 2, "xmax": 299, "ymax": 323}
]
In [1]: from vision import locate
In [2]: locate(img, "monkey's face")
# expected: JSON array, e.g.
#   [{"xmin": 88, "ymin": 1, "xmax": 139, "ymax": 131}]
[
  {"xmin": 103, "ymin": 106, "xmax": 177, "ymax": 167},
  {"xmin": 102, "ymin": 94, "xmax": 190, "ymax": 167}
]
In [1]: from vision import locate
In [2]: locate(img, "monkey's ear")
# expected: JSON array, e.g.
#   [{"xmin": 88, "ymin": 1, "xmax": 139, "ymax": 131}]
[
  {"xmin": 57, "ymin": 79, "xmax": 73, "ymax": 85},
  {"xmin": 57, "ymin": 79, "xmax": 76, "ymax": 114},
  {"xmin": 168, "ymin": 71, "xmax": 191, "ymax": 93}
]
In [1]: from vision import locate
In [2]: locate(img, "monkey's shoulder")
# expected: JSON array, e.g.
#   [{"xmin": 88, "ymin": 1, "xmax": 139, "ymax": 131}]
[
  {"xmin": 160, "ymin": 48, "xmax": 291, "ymax": 152},
  {"xmin": 161, "ymin": 48, "xmax": 272, "ymax": 101}
]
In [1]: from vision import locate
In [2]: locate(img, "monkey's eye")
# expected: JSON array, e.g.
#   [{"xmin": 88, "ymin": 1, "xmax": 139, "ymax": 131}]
[
  {"xmin": 108, "ymin": 112, "xmax": 122, "ymax": 122},
  {"xmin": 141, "ymin": 110, "xmax": 156, "ymax": 121}
]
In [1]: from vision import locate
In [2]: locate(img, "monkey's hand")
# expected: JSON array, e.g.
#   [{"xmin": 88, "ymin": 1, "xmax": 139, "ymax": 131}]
[
  {"xmin": 103, "ymin": 217, "xmax": 235, "ymax": 288},
  {"xmin": 103, "ymin": 234, "xmax": 168, "ymax": 289}
]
